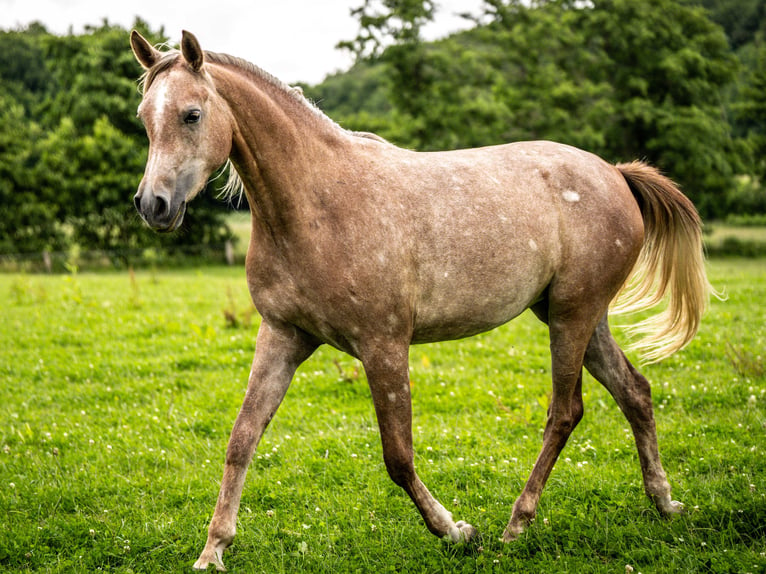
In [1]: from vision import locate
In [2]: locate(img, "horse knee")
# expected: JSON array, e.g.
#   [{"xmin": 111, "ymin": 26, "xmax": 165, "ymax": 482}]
[
  {"xmin": 544, "ymin": 404, "xmax": 582, "ymax": 444},
  {"xmin": 621, "ymin": 368, "xmax": 656, "ymax": 422}
]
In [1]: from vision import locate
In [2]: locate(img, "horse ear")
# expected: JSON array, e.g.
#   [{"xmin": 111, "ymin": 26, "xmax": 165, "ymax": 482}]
[
  {"xmin": 130, "ymin": 30, "xmax": 160, "ymax": 69},
  {"xmin": 181, "ymin": 30, "xmax": 204, "ymax": 72}
]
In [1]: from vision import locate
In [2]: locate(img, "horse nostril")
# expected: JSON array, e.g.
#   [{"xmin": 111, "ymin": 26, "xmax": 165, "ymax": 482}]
[
  {"xmin": 153, "ymin": 195, "xmax": 169, "ymax": 219},
  {"xmin": 133, "ymin": 194, "xmax": 142, "ymax": 213}
]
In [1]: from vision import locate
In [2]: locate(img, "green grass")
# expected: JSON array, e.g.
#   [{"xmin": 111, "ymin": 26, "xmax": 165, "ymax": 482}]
[{"xmin": 1, "ymin": 260, "xmax": 764, "ymax": 573}]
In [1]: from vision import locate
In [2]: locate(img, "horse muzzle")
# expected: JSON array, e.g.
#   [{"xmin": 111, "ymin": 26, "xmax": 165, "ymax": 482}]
[{"xmin": 134, "ymin": 188, "xmax": 187, "ymax": 233}]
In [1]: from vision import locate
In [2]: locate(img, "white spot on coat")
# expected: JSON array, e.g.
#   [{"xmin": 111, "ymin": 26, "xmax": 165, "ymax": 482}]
[
  {"xmin": 387, "ymin": 392, "xmax": 397, "ymax": 403},
  {"xmin": 528, "ymin": 239, "xmax": 538, "ymax": 251},
  {"xmin": 562, "ymin": 190, "xmax": 580, "ymax": 203}
]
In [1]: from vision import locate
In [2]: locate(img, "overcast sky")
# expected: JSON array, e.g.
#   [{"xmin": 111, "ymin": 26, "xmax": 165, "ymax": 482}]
[{"xmin": 2, "ymin": 0, "xmax": 483, "ymax": 85}]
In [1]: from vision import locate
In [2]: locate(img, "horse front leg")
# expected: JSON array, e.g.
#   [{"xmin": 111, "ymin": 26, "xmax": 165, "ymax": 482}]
[
  {"xmin": 193, "ymin": 321, "xmax": 317, "ymax": 572},
  {"xmin": 362, "ymin": 341, "xmax": 477, "ymax": 543}
]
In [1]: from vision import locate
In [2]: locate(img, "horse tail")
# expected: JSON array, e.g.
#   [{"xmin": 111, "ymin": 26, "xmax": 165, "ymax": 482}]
[{"xmin": 611, "ymin": 161, "xmax": 713, "ymax": 363}]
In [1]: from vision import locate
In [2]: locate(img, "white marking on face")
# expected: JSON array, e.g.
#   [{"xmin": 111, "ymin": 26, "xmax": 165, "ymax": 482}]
[
  {"xmin": 562, "ymin": 190, "xmax": 580, "ymax": 203},
  {"xmin": 150, "ymin": 78, "xmax": 170, "ymax": 123},
  {"xmin": 615, "ymin": 239, "xmax": 623, "ymax": 248}
]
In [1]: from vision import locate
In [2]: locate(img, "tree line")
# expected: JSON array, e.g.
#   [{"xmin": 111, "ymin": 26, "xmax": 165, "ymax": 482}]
[
  {"xmin": 0, "ymin": 1, "xmax": 764, "ymax": 261},
  {"xmin": 0, "ymin": 20, "xmax": 233, "ymax": 262},
  {"xmin": 307, "ymin": 0, "xmax": 766, "ymax": 220}
]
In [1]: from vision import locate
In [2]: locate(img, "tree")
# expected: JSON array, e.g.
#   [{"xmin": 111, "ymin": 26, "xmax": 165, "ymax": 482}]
[
  {"xmin": 681, "ymin": 0, "xmax": 766, "ymax": 50},
  {"xmin": 0, "ymin": 21, "xmax": 235, "ymax": 262},
  {"xmin": 340, "ymin": 0, "xmax": 438, "ymax": 145},
  {"xmin": 730, "ymin": 38, "xmax": 766, "ymax": 213},
  {"xmin": 0, "ymin": 94, "xmax": 66, "ymax": 254},
  {"xmin": 583, "ymin": 0, "xmax": 740, "ymax": 216}
]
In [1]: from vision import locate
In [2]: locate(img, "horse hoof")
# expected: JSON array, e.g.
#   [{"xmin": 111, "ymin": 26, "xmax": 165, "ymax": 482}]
[
  {"xmin": 501, "ymin": 527, "xmax": 519, "ymax": 543},
  {"xmin": 662, "ymin": 500, "xmax": 685, "ymax": 516},
  {"xmin": 501, "ymin": 518, "xmax": 529, "ymax": 543},
  {"xmin": 653, "ymin": 494, "xmax": 685, "ymax": 517},
  {"xmin": 193, "ymin": 549, "xmax": 227, "ymax": 572},
  {"xmin": 455, "ymin": 520, "xmax": 477, "ymax": 542}
]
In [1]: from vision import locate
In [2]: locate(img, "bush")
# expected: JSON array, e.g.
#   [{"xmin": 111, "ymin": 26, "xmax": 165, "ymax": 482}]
[{"xmin": 0, "ymin": 22, "xmax": 234, "ymax": 263}]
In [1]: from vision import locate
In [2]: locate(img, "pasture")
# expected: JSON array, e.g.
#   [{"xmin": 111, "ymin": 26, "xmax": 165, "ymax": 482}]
[{"xmin": 1, "ymin": 259, "xmax": 764, "ymax": 573}]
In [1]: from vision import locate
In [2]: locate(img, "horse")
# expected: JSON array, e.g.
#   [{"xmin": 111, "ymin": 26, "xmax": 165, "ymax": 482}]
[{"xmin": 130, "ymin": 30, "xmax": 711, "ymax": 571}]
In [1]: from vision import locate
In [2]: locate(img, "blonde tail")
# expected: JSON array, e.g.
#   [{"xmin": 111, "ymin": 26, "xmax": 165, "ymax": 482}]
[{"xmin": 612, "ymin": 161, "xmax": 713, "ymax": 363}]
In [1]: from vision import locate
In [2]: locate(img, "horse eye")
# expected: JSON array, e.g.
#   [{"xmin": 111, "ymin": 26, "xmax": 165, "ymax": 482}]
[{"xmin": 184, "ymin": 110, "xmax": 201, "ymax": 124}]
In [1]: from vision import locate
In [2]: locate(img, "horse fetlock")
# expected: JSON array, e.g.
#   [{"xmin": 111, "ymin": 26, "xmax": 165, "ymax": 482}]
[
  {"xmin": 193, "ymin": 547, "xmax": 227, "ymax": 572},
  {"xmin": 503, "ymin": 505, "xmax": 536, "ymax": 542},
  {"xmin": 644, "ymin": 477, "xmax": 682, "ymax": 516},
  {"xmin": 652, "ymin": 494, "xmax": 685, "ymax": 516},
  {"xmin": 455, "ymin": 520, "xmax": 477, "ymax": 542},
  {"xmin": 209, "ymin": 522, "xmax": 237, "ymax": 548}
]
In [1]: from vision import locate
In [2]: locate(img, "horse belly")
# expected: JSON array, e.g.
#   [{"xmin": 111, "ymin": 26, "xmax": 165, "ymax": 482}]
[{"xmin": 411, "ymin": 248, "xmax": 553, "ymax": 344}]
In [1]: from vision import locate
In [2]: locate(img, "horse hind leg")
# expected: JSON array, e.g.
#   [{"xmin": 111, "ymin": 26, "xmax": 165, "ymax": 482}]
[
  {"xmin": 583, "ymin": 314, "xmax": 683, "ymax": 516},
  {"xmin": 503, "ymin": 306, "xmax": 591, "ymax": 541}
]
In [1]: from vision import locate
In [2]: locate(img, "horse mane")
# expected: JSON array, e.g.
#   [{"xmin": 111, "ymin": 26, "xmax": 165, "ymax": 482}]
[
  {"xmin": 141, "ymin": 49, "xmax": 335, "ymax": 126},
  {"xmin": 205, "ymin": 51, "xmax": 337, "ymax": 125},
  {"xmin": 203, "ymin": 52, "xmax": 392, "ymax": 147}
]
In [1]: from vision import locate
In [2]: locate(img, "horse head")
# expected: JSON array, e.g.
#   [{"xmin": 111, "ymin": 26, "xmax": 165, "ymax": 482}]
[{"xmin": 130, "ymin": 30, "xmax": 233, "ymax": 232}]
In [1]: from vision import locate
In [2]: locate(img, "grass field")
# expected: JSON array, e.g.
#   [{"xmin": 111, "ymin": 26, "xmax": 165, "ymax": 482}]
[{"xmin": 1, "ymin": 259, "xmax": 764, "ymax": 573}]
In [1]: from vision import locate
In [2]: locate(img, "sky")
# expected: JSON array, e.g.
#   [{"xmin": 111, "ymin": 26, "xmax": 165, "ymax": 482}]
[{"xmin": 2, "ymin": 0, "xmax": 484, "ymax": 85}]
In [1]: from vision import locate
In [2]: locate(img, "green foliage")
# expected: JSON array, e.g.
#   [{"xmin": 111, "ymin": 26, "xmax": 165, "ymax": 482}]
[
  {"xmin": 0, "ymin": 94, "xmax": 65, "ymax": 254},
  {"xmin": 735, "ymin": 39, "xmax": 766, "ymax": 183},
  {"xmin": 0, "ymin": 21, "xmax": 235, "ymax": 261},
  {"xmin": 339, "ymin": 0, "xmax": 436, "ymax": 59},
  {"xmin": 680, "ymin": 0, "xmax": 766, "ymax": 49},
  {"xmin": 0, "ymin": 260, "xmax": 764, "ymax": 572}
]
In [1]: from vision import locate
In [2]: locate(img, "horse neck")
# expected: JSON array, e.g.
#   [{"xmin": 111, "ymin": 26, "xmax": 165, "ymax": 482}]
[{"xmin": 209, "ymin": 63, "xmax": 345, "ymax": 236}]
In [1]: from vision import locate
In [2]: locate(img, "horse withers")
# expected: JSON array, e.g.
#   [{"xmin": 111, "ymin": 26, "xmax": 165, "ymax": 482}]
[{"xmin": 130, "ymin": 30, "xmax": 711, "ymax": 571}]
